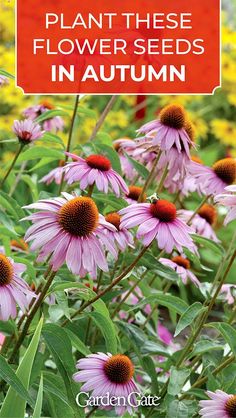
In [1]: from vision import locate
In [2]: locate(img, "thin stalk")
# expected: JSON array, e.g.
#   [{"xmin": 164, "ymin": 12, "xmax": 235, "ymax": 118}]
[
  {"xmin": 159, "ymin": 248, "xmax": 236, "ymax": 399},
  {"xmin": 58, "ymin": 95, "xmax": 80, "ymax": 194},
  {"xmin": 111, "ymin": 271, "xmax": 146, "ymax": 319},
  {"xmin": 175, "ymin": 249, "xmax": 236, "ymax": 369},
  {"xmin": 62, "ymin": 244, "xmax": 151, "ymax": 326},
  {"xmin": 187, "ymin": 195, "xmax": 211, "ymax": 224},
  {"xmin": 89, "ymin": 96, "xmax": 118, "ymax": 141},
  {"xmin": 141, "ymin": 282, "xmax": 171, "ymax": 329},
  {"xmin": 1, "ymin": 143, "xmax": 25, "ymax": 187},
  {"xmin": 157, "ymin": 165, "xmax": 168, "ymax": 194},
  {"xmin": 181, "ymin": 355, "xmax": 235, "ymax": 398},
  {"xmin": 138, "ymin": 150, "xmax": 162, "ymax": 203},
  {"xmin": 9, "ymin": 270, "xmax": 57, "ymax": 363}
]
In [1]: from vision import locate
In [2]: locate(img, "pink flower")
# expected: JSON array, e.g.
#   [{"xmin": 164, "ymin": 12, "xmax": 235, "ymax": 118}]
[
  {"xmin": 73, "ymin": 353, "xmax": 138, "ymax": 416},
  {"xmin": 219, "ymin": 284, "xmax": 236, "ymax": 305},
  {"xmin": 113, "ymin": 138, "xmax": 138, "ymax": 181},
  {"xmin": 0, "ymin": 75, "xmax": 9, "ymax": 87},
  {"xmin": 136, "ymin": 105, "xmax": 196, "ymax": 181},
  {"xmin": 13, "ymin": 119, "xmax": 44, "ymax": 144},
  {"xmin": 215, "ymin": 185, "xmax": 236, "ymax": 225},
  {"xmin": 159, "ymin": 256, "xmax": 200, "ymax": 287},
  {"xmin": 125, "ymin": 186, "xmax": 147, "ymax": 204},
  {"xmin": 64, "ymin": 152, "xmax": 129, "ymax": 197},
  {"xmin": 137, "ymin": 104, "xmax": 194, "ymax": 152},
  {"xmin": 104, "ymin": 213, "xmax": 134, "ymax": 252},
  {"xmin": 199, "ymin": 390, "xmax": 236, "ymax": 418},
  {"xmin": 180, "ymin": 204, "xmax": 220, "ymax": 243},
  {"xmin": 189, "ymin": 158, "xmax": 236, "ymax": 195},
  {"xmin": 157, "ymin": 322, "xmax": 173, "ymax": 345},
  {"xmin": 120, "ymin": 199, "xmax": 196, "ymax": 254},
  {"xmin": 40, "ymin": 166, "xmax": 64, "ymax": 185},
  {"xmin": 0, "ymin": 333, "xmax": 5, "ymax": 348},
  {"xmin": 23, "ymin": 194, "xmax": 116, "ymax": 278},
  {"xmin": 23, "ymin": 102, "xmax": 64, "ymax": 132},
  {"xmin": 0, "ymin": 254, "xmax": 36, "ymax": 321}
]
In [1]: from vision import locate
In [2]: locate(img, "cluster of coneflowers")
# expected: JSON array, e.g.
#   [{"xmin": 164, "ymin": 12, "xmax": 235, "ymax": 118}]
[{"xmin": 1, "ymin": 98, "xmax": 236, "ymax": 417}]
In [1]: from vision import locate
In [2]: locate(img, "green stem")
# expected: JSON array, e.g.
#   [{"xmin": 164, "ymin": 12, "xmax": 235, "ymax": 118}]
[
  {"xmin": 159, "ymin": 247, "xmax": 236, "ymax": 399},
  {"xmin": 89, "ymin": 96, "xmax": 118, "ymax": 141},
  {"xmin": 187, "ymin": 195, "xmax": 211, "ymax": 225},
  {"xmin": 180, "ymin": 354, "xmax": 235, "ymax": 398},
  {"xmin": 157, "ymin": 165, "xmax": 168, "ymax": 194},
  {"xmin": 58, "ymin": 95, "xmax": 80, "ymax": 194},
  {"xmin": 138, "ymin": 150, "xmax": 162, "ymax": 203},
  {"xmin": 9, "ymin": 270, "xmax": 57, "ymax": 363},
  {"xmin": 62, "ymin": 244, "xmax": 151, "ymax": 326},
  {"xmin": 1, "ymin": 143, "xmax": 25, "ymax": 187},
  {"xmin": 111, "ymin": 271, "xmax": 146, "ymax": 319}
]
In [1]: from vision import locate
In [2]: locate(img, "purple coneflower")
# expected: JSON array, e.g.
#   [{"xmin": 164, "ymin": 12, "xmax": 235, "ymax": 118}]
[
  {"xmin": 189, "ymin": 158, "xmax": 236, "ymax": 195},
  {"xmin": 40, "ymin": 161, "xmax": 65, "ymax": 185},
  {"xmin": 64, "ymin": 152, "xmax": 129, "ymax": 197},
  {"xmin": 23, "ymin": 194, "xmax": 116, "ymax": 278},
  {"xmin": 73, "ymin": 352, "xmax": 138, "ymax": 416},
  {"xmin": 120, "ymin": 199, "xmax": 196, "ymax": 254},
  {"xmin": 125, "ymin": 186, "xmax": 147, "ymax": 204},
  {"xmin": 215, "ymin": 185, "xmax": 236, "ymax": 225},
  {"xmin": 23, "ymin": 101, "xmax": 64, "ymax": 132},
  {"xmin": 199, "ymin": 390, "xmax": 236, "ymax": 418},
  {"xmin": 180, "ymin": 204, "xmax": 220, "ymax": 243},
  {"xmin": 160, "ymin": 255, "xmax": 200, "ymax": 287},
  {"xmin": 104, "ymin": 213, "xmax": 134, "ymax": 252},
  {"xmin": 137, "ymin": 104, "xmax": 194, "ymax": 155},
  {"xmin": 13, "ymin": 119, "xmax": 44, "ymax": 145},
  {"xmin": 0, "ymin": 254, "xmax": 35, "ymax": 321},
  {"xmin": 220, "ymin": 284, "xmax": 236, "ymax": 305},
  {"xmin": 113, "ymin": 139, "xmax": 138, "ymax": 182},
  {"xmin": 0, "ymin": 75, "xmax": 9, "ymax": 87}
]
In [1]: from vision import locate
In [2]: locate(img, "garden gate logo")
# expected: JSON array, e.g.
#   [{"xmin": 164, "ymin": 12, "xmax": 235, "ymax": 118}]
[{"xmin": 16, "ymin": 0, "xmax": 220, "ymax": 94}]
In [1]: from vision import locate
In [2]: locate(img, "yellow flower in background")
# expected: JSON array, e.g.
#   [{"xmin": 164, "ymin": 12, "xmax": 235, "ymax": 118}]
[
  {"xmin": 187, "ymin": 112, "xmax": 209, "ymax": 141},
  {"xmin": 0, "ymin": 1, "xmax": 15, "ymax": 42},
  {"xmin": 211, "ymin": 119, "xmax": 236, "ymax": 148},
  {"xmin": 105, "ymin": 110, "xmax": 128, "ymax": 129},
  {"xmin": 228, "ymin": 93, "xmax": 236, "ymax": 107}
]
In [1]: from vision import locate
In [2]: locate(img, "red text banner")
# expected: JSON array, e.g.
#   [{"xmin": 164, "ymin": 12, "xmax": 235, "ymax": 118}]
[{"xmin": 16, "ymin": 0, "xmax": 220, "ymax": 94}]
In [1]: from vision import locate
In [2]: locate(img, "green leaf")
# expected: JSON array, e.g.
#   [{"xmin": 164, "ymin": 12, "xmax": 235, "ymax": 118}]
[
  {"xmin": 142, "ymin": 356, "xmax": 159, "ymax": 393},
  {"xmin": 0, "ymin": 356, "xmax": 33, "ymax": 406},
  {"xmin": 58, "ymin": 104, "xmax": 96, "ymax": 118},
  {"xmin": 117, "ymin": 322, "xmax": 169, "ymax": 357},
  {"xmin": 190, "ymin": 339, "xmax": 224, "ymax": 357},
  {"xmin": 88, "ymin": 311, "xmax": 117, "ymax": 354},
  {"xmin": 168, "ymin": 367, "xmax": 190, "ymax": 396},
  {"xmin": 207, "ymin": 322, "xmax": 236, "ymax": 355},
  {"xmin": 0, "ymin": 226, "xmax": 18, "ymax": 238},
  {"xmin": 42, "ymin": 132, "xmax": 65, "ymax": 147},
  {"xmin": 48, "ymin": 281, "xmax": 110, "ymax": 318},
  {"xmin": 128, "ymin": 293, "xmax": 189, "ymax": 315},
  {"xmin": 13, "ymin": 256, "xmax": 36, "ymax": 280},
  {"xmin": 43, "ymin": 372, "xmax": 72, "ymax": 409},
  {"xmin": 0, "ymin": 191, "xmax": 26, "ymax": 220},
  {"xmin": 174, "ymin": 303, "xmax": 206, "ymax": 337},
  {"xmin": 125, "ymin": 153, "xmax": 149, "ymax": 180},
  {"xmin": 42, "ymin": 324, "xmax": 79, "ymax": 414},
  {"xmin": 65, "ymin": 329, "xmax": 91, "ymax": 356},
  {"xmin": 94, "ymin": 143, "xmax": 122, "ymax": 174},
  {"xmin": 0, "ymin": 317, "xmax": 43, "ymax": 418},
  {"xmin": 18, "ymin": 146, "xmax": 64, "ymax": 162},
  {"xmin": 193, "ymin": 235, "xmax": 225, "ymax": 255},
  {"xmin": 32, "ymin": 375, "xmax": 43, "ymax": 418},
  {"xmin": 34, "ymin": 109, "xmax": 69, "ymax": 124},
  {"xmin": 0, "ymin": 69, "xmax": 15, "ymax": 79}
]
